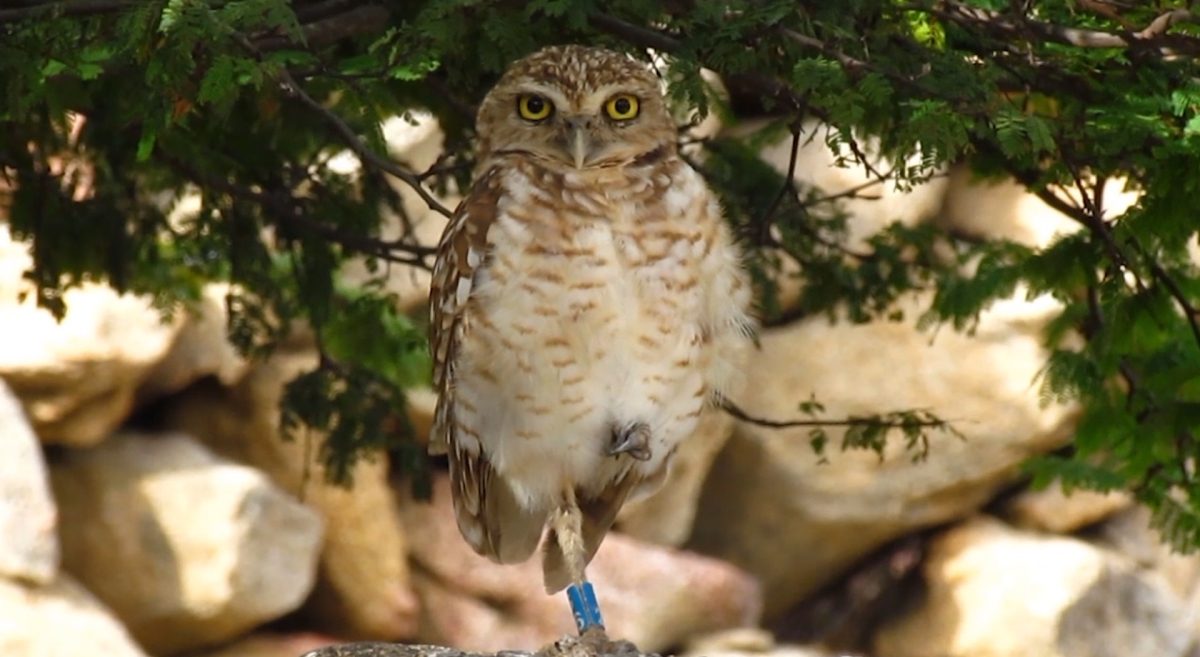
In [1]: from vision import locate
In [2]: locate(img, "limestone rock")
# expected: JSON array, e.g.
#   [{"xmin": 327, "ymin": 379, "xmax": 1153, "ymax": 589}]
[
  {"xmin": 0, "ymin": 379, "xmax": 58, "ymax": 584},
  {"xmin": 138, "ymin": 284, "xmax": 248, "ymax": 401},
  {"xmin": 681, "ymin": 628, "xmax": 835, "ymax": 657},
  {"xmin": 874, "ymin": 517, "xmax": 1194, "ymax": 657},
  {"xmin": 938, "ymin": 165, "xmax": 1139, "ymax": 248},
  {"xmin": 0, "ymin": 575, "xmax": 148, "ymax": 657},
  {"xmin": 1095, "ymin": 506, "xmax": 1200, "ymax": 631},
  {"xmin": 50, "ymin": 431, "xmax": 324, "ymax": 655},
  {"xmin": 689, "ymin": 292, "xmax": 1076, "ymax": 615},
  {"xmin": 306, "ymin": 641, "xmax": 650, "ymax": 657},
  {"xmin": 198, "ymin": 632, "xmax": 340, "ymax": 657},
  {"xmin": 618, "ymin": 407, "xmax": 735, "ymax": 546},
  {"xmin": 403, "ymin": 474, "xmax": 762, "ymax": 653},
  {"xmin": 164, "ymin": 348, "xmax": 420, "ymax": 640},
  {"xmin": 0, "ymin": 226, "xmax": 180, "ymax": 445},
  {"xmin": 1004, "ymin": 480, "xmax": 1132, "ymax": 534}
]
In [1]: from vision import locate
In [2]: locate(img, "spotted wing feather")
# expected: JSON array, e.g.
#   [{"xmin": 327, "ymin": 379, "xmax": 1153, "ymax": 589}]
[{"xmin": 428, "ymin": 169, "xmax": 546, "ymax": 564}]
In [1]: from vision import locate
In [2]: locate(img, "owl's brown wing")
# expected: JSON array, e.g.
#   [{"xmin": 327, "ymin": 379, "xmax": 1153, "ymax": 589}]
[
  {"xmin": 428, "ymin": 168, "xmax": 546, "ymax": 565},
  {"xmin": 429, "ymin": 168, "xmax": 500, "ymax": 456}
]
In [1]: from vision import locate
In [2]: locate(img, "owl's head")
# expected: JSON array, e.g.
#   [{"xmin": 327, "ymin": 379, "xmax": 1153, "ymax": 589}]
[{"xmin": 475, "ymin": 45, "xmax": 675, "ymax": 171}]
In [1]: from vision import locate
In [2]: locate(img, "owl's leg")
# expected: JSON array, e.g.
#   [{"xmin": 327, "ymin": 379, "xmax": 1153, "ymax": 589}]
[
  {"xmin": 608, "ymin": 421, "xmax": 652, "ymax": 461},
  {"xmin": 553, "ymin": 490, "xmax": 606, "ymax": 636}
]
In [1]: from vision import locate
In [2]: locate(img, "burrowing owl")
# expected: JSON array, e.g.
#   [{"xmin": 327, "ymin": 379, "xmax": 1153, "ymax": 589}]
[{"xmin": 429, "ymin": 45, "xmax": 753, "ymax": 633}]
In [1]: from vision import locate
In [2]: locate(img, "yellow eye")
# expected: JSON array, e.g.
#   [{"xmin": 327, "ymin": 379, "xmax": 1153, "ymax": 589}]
[
  {"xmin": 518, "ymin": 94, "xmax": 553, "ymax": 121},
  {"xmin": 605, "ymin": 94, "xmax": 639, "ymax": 121}
]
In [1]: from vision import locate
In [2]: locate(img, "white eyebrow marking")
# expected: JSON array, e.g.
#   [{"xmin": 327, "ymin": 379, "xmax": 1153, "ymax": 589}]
[
  {"xmin": 578, "ymin": 83, "xmax": 638, "ymax": 113},
  {"xmin": 514, "ymin": 84, "xmax": 571, "ymax": 113}
]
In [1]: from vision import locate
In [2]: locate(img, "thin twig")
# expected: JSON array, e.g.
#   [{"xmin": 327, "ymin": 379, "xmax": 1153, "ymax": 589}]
[
  {"xmin": 163, "ymin": 155, "xmax": 434, "ymax": 268},
  {"xmin": 1128, "ymin": 236, "xmax": 1200, "ymax": 349},
  {"xmin": 756, "ymin": 126, "xmax": 803, "ymax": 246},
  {"xmin": 228, "ymin": 33, "xmax": 453, "ymax": 219},
  {"xmin": 722, "ymin": 397, "xmax": 951, "ymax": 431}
]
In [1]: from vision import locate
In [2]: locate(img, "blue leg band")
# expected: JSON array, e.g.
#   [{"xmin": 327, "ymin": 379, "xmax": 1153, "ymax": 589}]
[{"xmin": 566, "ymin": 581, "xmax": 605, "ymax": 633}]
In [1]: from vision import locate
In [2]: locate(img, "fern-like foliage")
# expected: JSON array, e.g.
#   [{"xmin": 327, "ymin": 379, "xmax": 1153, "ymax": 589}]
[{"xmin": 2, "ymin": 0, "xmax": 1199, "ymax": 545}]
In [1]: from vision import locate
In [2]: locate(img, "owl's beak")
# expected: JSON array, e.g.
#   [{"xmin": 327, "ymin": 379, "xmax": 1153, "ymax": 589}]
[{"xmin": 564, "ymin": 117, "xmax": 593, "ymax": 169}]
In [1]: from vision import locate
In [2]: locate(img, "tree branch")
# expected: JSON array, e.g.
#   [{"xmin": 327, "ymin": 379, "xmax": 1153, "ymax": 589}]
[
  {"xmin": 1138, "ymin": 9, "xmax": 1198, "ymax": 38},
  {"xmin": 162, "ymin": 155, "xmax": 434, "ymax": 269},
  {"xmin": 722, "ymin": 397, "xmax": 952, "ymax": 432},
  {"xmin": 0, "ymin": 0, "xmax": 135, "ymax": 22},
  {"xmin": 922, "ymin": 1, "xmax": 1200, "ymax": 58},
  {"xmin": 228, "ymin": 33, "xmax": 453, "ymax": 219},
  {"xmin": 253, "ymin": 4, "xmax": 389, "ymax": 52}
]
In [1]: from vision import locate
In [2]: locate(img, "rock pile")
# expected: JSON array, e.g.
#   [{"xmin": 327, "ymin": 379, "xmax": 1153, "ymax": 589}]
[{"xmin": 1, "ymin": 115, "xmax": 1196, "ymax": 657}]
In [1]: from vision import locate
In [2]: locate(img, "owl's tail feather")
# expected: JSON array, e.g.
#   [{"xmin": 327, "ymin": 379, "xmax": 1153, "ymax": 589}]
[
  {"xmin": 542, "ymin": 471, "xmax": 639, "ymax": 593},
  {"xmin": 483, "ymin": 475, "xmax": 547, "ymax": 564}
]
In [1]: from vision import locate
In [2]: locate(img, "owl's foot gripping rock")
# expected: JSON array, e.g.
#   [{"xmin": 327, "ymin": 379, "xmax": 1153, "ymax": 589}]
[
  {"xmin": 607, "ymin": 422, "xmax": 651, "ymax": 461},
  {"xmin": 536, "ymin": 628, "xmax": 645, "ymax": 657}
]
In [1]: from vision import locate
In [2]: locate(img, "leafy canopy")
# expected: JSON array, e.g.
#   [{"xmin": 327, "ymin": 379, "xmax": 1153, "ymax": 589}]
[{"xmin": 2, "ymin": 1, "xmax": 1199, "ymax": 544}]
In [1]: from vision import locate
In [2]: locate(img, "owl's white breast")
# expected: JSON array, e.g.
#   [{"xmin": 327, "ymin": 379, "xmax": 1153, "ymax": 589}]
[{"xmin": 451, "ymin": 161, "xmax": 723, "ymax": 513}]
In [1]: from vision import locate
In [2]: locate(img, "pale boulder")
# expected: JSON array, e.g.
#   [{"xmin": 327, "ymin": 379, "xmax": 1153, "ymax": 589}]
[
  {"xmin": 138, "ymin": 284, "xmax": 249, "ymax": 401},
  {"xmin": 618, "ymin": 407, "xmax": 735, "ymax": 546},
  {"xmin": 938, "ymin": 165, "xmax": 1139, "ymax": 248},
  {"xmin": 0, "ymin": 225, "xmax": 180, "ymax": 445},
  {"xmin": 1004, "ymin": 480, "xmax": 1132, "ymax": 534},
  {"xmin": 165, "ymin": 348, "xmax": 420, "ymax": 640},
  {"xmin": 1096, "ymin": 506, "xmax": 1200, "ymax": 632},
  {"xmin": 689, "ymin": 291, "xmax": 1076, "ymax": 615},
  {"xmin": 682, "ymin": 628, "xmax": 836, "ymax": 657},
  {"xmin": 874, "ymin": 517, "xmax": 1193, "ymax": 657},
  {"xmin": 0, "ymin": 379, "xmax": 58, "ymax": 584},
  {"xmin": 0, "ymin": 575, "xmax": 148, "ymax": 657},
  {"xmin": 403, "ymin": 474, "xmax": 762, "ymax": 653},
  {"xmin": 198, "ymin": 632, "xmax": 339, "ymax": 657},
  {"xmin": 50, "ymin": 432, "xmax": 324, "ymax": 655}
]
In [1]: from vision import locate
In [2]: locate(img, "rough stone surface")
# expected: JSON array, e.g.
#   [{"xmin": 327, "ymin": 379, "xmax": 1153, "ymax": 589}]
[
  {"xmin": 0, "ymin": 575, "xmax": 149, "ymax": 657},
  {"xmin": 402, "ymin": 474, "xmax": 762, "ymax": 653},
  {"xmin": 50, "ymin": 431, "xmax": 324, "ymax": 655},
  {"xmin": 1096, "ymin": 506, "xmax": 1200, "ymax": 635},
  {"xmin": 1004, "ymin": 480, "xmax": 1132, "ymax": 534},
  {"xmin": 874, "ymin": 517, "xmax": 1194, "ymax": 657},
  {"xmin": 0, "ymin": 225, "xmax": 180, "ymax": 445},
  {"xmin": 138, "ymin": 283, "xmax": 248, "ymax": 401},
  {"xmin": 689, "ymin": 292, "xmax": 1077, "ymax": 616},
  {"xmin": 198, "ymin": 632, "xmax": 340, "ymax": 657},
  {"xmin": 164, "ymin": 347, "xmax": 420, "ymax": 640},
  {"xmin": 305, "ymin": 640, "xmax": 649, "ymax": 657},
  {"xmin": 682, "ymin": 628, "xmax": 835, "ymax": 657},
  {"xmin": 0, "ymin": 379, "xmax": 59, "ymax": 584},
  {"xmin": 618, "ymin": 407, "xmax": 735, "ymax": 546}
]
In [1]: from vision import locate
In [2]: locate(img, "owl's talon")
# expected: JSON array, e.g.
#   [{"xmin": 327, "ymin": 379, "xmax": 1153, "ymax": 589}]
[{"xmin": 608, "ymin": 423, "xmax": 651, "ymax": 461}]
